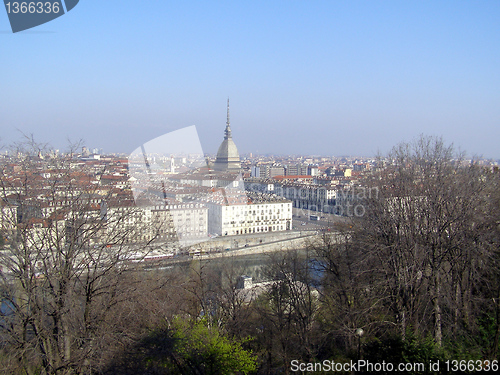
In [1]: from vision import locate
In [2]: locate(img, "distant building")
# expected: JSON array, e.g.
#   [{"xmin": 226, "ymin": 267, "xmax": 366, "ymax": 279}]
[
  {"xmin": 213, "ymin": 99, "xmax": 241, "ymax": 172},
  {"xmin": 237, "ymin": 275, "xmax": 253, "ymax": 289},
  {"xmin": 286, "ymin": 163, "xmax": 308, "ymax": 176},
  {"xmin": 205, "ymin": 191, "xmax": 292, "ymax": 236},
  {"xmin": 353, "ymin": 163, "xmax": 366, "ymax": 172},
  {"xmin": 102, "ymin": 200, "xmax": 208, "ymax": 245},
  {"xmin": 0, "ymin": 201, "xmax": 17, "ymax": 235},
  {"xmin": 147, "ymin": 203, "xmax": 208, "ymax": 244},
  {"xmin": 269, "ymin": 166, "xmax": 285, "ymax": 178},
  {"xmin": 168, "ymin": 157, "xmax": 175, "ymax": 173},
  {"xmin": 251, "ymin": 164, "xmax": 285, "ymax": 178},
  {"xmin": 245, "ymin": 178, "xmax": 339, "ymax": 214},
  {"xmin": 251, "ymin": 166, "xmax": 260, "ymax": 178},
  {"xmin": 253, "ymin": 165, "xmax": 268, "ymax": 178},
  {"xmin": 308, "ymin": 165, "xmax": 319, "ymax": 176}
]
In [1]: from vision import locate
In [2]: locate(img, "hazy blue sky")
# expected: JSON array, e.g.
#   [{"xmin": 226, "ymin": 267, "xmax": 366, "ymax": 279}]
[{"xmin": 1, "ymin": 1, "xmax": 499, "ymax": 158}]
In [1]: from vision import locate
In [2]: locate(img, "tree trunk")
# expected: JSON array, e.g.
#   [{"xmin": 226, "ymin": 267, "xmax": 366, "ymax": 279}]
[
  {"xmin": 492, "ymin": 286, "xmax": 500, "ymax": 356},
  {"xmin": 433, "ymin": 272, "xmax": 442, "ymax": 347}
]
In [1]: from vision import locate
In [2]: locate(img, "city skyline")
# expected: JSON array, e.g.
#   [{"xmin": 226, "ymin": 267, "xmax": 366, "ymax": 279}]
[{"xmin": 1, "ymin": 1, "xmax": 499, "ymax": 158}]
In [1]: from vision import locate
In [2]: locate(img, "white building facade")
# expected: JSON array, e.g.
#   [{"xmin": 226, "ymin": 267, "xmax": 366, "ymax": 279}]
[{"xmin": 207, "ymin": 196, "xmax": 292, "ymax": 236}]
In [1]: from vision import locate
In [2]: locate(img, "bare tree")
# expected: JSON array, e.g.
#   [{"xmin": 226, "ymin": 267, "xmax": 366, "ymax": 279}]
[
  {"xmin": 0, "ymin": 139, "xmax": 162, "ymax": 374},
  {"xmin": 311, "ymin": 226, "xmax": 386, "ymax": 357},
  {"xmin": 472, "ymin": 167, "xmax": 500, "ymax": 357},
  {"xmin": 358, "ymin": 135, "xmax": 490, "ymax": 347},
  {"xmin": 254, "ymin": 249, "xmax": 319, "ymax": 374},
  {"xmin": 211, "ymin": 255, "xmax": 255, "ymax": 336}
]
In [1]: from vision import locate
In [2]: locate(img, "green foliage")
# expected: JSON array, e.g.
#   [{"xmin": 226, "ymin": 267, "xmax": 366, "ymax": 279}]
[
  {"xmin": 106, "ymin": 318, "xmax": 257, "ymax": 374},
  {"xmin": 363, "ymin": 332, "xmax": 446, "ymax": 374},
  {"xmin": 171, "ymin": 318, "xmax": 257, "ymax": 375},
  {"xmin": 477, "ymin": 313, "xmax": 499, "ymax": 356}
]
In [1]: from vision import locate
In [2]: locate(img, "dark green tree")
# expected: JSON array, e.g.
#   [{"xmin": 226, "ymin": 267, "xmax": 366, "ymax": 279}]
[{"xmin": 104, "ymin": 317, "xmax": 257, "ymax": 375}]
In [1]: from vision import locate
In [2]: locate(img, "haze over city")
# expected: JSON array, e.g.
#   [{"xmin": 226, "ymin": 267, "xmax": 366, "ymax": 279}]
[
  {"xmin": 3, "ymin": 2, "xmax": 500, "ymax": 373},
  {"xmin": 1, "ymin": 1, "xmax": 499, "ymax": 158}
]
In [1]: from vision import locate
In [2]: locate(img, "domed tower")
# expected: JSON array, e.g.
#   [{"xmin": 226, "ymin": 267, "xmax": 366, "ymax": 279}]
[{"xmin": 213, "ymin": 99, "xmax": 241, "ymax": 172}]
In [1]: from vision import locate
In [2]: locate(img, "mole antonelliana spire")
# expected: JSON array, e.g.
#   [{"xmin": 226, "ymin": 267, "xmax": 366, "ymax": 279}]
[
  {"xmin": 225, "ymin": 98, "xmax": 232, "ymax": 139},
  {"xmin": 213, "ymin": 98, "xmax": 241, "ymax": 171}
]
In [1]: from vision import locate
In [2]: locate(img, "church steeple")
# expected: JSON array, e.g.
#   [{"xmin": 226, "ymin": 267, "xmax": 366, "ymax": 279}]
[{"xmin": 224, "ymin": 98, "xmax": 232, "ymax": 140}]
